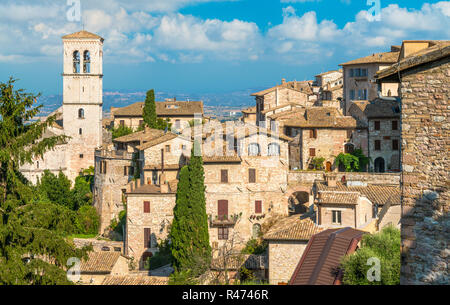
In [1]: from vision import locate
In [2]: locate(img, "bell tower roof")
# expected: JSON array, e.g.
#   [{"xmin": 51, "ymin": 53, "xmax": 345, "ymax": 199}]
[{"xmin": 62, "ymin": 30, "xmax": 104, "ymax": 41}]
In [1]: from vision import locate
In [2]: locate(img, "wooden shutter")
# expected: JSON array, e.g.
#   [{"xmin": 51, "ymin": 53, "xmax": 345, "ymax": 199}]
[
  {"xmin": 309, "ymin": 148, "xmax": 316, "ymax": 157},
  {"xmin": 144, "ymin": 228, "xmax": 151, "ymax": 248},
  {"xmin": 221, "ymin": 169, "xmax": 228, "ymax": 183},
  {"xmin": 249, "ymin": 168, "xmax": 256, "ymax": 183},
  {"xmin": 255, "ymin": 200, "xmax": 262, "ymax": 214},
  {"xmin": 309, "ymin": 130, "xmax": 314, "ymax": 138},
  {"xmin": 218, "ymin": 200, "xmax": 228, "ymax": 220},
  {"xmin": 144, "ymin": 201, "xmax": 150, "ymax": 213}
]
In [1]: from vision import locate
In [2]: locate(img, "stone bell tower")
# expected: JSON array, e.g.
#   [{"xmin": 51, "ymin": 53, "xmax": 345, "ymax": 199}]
[{"xmin": 62, "ymin": 30, "xmax": 104, "ymax": 181}]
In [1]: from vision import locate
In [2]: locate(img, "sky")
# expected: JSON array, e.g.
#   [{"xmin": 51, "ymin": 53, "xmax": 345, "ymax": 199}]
[{"xmin": 0, "ymin": 0, "xmax": 449, "ymax": 95}]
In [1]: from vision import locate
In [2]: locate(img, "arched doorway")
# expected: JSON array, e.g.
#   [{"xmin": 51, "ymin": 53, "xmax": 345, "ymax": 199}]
[
  {"xmin": 326, "ymin": 162, "xmax": 332, "ymax": 172},
  {"xmin": 288, "ymin": 191, "xmax": 309, "ymax": 215},
  {"xmin": 374, "ymin": 157, "xmax": 385, "ymax": 173}
]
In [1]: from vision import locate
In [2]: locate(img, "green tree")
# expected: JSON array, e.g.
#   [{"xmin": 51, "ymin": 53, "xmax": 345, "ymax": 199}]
[
  {"xmin": 0, "ymin": 78, "xmax": 89, "ymax": 284},
  {"xmin": 143, "ymin": 89, "xmax": 157, "ymax": 129},
  {"xmin": 75, "ymin": 205, "xmax": 100, "ymax": 235},
  {"xmin": 38, "ymin": 170, "xmax": 74, "ymax": 210},
  {"xmin": 112, "ymin": 125, "xmax": 133, "ymax": 139},
  {"xmin": 340, "ymin": 225, "xmax": 400, "ymax": 285},
  {"xmin": 335, "ymin": 149, "xmax": 370, "ymax": 172},
  {"xmin": 72, "ymin": 170, "xmax": 94, "ymax": 210}
]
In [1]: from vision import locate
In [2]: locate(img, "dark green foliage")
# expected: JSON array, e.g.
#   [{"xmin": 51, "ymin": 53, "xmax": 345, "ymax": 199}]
[
  {"xmin": 145, "ymin": 239, "xmax": 173, "ymax": 270},
  {"xmin": 38, "ymin": 170, "xmax": 74, "ymax": 209},
  {"xmin": 335, "ymin": 149, "xmax": 370, "ymax": 172},
  {"xmin": 132, "ymin": 152, "xmax": 140, "ymax": 180},
  {"xmin": 311, "ymin": 157, "xmax": 325, "ymax": 170},
  {"xmin": 168, "ymin": 269, "xmax": 199, "ymax": 285},
  {"xmin": 72, "ymin": 173, "xmax": 93, "ymax": 210},
  {"xmin": 110, "ymin": 208, "xmax": 126, "ymax": 236},
  {"xmin": 340, "ymin": 225, "xmax": 400, "ymax": 285},
  {"xmin": 0, "ymin": 78, "xmax": 90, "ymax": 284},
  {"xmin": 112, "ymin": 125, "xmax": 133, "ymax": 139},
  {"xmin": 241, "ymin": 239, "xmax": 268, "ymax": 255},
  {"xmin": 75, "ymin": 206, "xmax": 99, "ymax": 235},
  {"xmin": 143, "ymin": 89, "xmax": 157, "ymax": 129},
  {"xmin": 170, "ymin": 143, "xmax": 212, "ymax": 276}
]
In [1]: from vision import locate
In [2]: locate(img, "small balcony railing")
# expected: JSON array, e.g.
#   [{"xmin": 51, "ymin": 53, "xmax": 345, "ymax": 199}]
[{"xmin": 208, "ymin": 213, "xmax": 241, "ymax": 227}]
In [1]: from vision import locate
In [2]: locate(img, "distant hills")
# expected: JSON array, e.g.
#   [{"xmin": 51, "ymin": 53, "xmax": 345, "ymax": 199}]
[{"xmin": 36, "ymin": 89, "xmax": 261, "ymax": 118}]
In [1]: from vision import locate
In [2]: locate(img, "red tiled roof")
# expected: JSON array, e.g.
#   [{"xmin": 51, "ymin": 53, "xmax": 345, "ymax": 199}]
[{"xmin": 289, "ymin": 227, "xmax": 365, "ymax": 285}]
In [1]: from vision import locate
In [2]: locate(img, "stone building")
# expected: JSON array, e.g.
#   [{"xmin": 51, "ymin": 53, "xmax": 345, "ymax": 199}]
[
  {"xmin": 313, "ymin": 69, "xmax": 344, "ymax": 107},
  {"xmin": 263, "ymin": 216, "xmax": 322, "ymax": 285},
  {"xmin": 252, "ymin": 79, "xmax": 315, "ymax": 127},
  {"xmin": 278, "ymin": 107, "xmax": 358, "ymax": 170},
  {"xmin": 365, "ymin": 98, "xmax": 401, "ymax": 173},
  {"xmin": 79, "ymin": 251, "xmax": 131, "ymax": 285},
  {"xmin": 376, "ymin": 40, "xmax": 449, "ymax": 284},
  {"xmin": 240, "ymin": 106, "xmax": 256, "ymax": 124},
  {"xmin": 20, "ymin": 30, "xmax": 104, "ymax": 183},
  {"xmin": 340, "ymin": 46, "xmax": 400, "ymax": 115},
  {"xmin": 111, "ymin": 99, "xmax": 204, "ymax": 132},
  {"xmin": 315, "ymin": 174, "xmax": 401, "ymax": 230}
]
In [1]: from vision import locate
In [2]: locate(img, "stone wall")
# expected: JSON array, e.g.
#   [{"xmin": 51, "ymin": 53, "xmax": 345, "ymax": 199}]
[
  {"xmin": 368, "ymin": 118, "xmax": 401, "ymax": 172},
  {"xmin": 267, "ymin": 240, "xmax": 308, "ymax": 284},
  {"xmin": 287, "ymin": 171, "xmax": 400, "ymax": 186},
  {"xmin": 400, "ymin": 56, "xmax": 449, "ymax": 285}
]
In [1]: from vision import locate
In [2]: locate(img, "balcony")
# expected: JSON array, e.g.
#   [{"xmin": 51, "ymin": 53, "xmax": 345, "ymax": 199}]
[{"xmin": 208, "ymin": 213, "xmax": 241, "ymax": 227}]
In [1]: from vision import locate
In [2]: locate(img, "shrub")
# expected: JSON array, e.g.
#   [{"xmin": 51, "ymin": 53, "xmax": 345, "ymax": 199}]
[
  {"xmin": 241, "ymin": 239, "xmax": 268, "ymax": 255},
  {"xmin": 75, "ymin": 205, "xmax": 100, "ymax": 235},
  {"xmin": 147, "ymin": 239, "xmax": 173, "ymax": 270}
]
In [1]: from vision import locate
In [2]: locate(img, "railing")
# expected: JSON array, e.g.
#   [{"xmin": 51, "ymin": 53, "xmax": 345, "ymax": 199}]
[
  {"xmin": 95, "ymin": 149, "xmax": 134, "ymax": 159},
  {"xmin": 209, "ymin": 213, "xmax": 241, "ymax": 227}
]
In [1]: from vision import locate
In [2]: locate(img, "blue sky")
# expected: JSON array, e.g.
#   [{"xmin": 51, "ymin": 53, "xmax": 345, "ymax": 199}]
[{"xmin": 0, "ymin": 0, "xmax": 449, "ymax": 95}]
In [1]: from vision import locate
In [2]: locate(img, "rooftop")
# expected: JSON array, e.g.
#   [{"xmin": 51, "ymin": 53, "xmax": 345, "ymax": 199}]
[
  {"xmin": 264, "ymin": 216, "xmax": 323, "ymax": 241},
  {"xmin": 80, "ymin": 252, "xmax": 124, "ymax": 274},
  {"xmin": 251, "ymin": 80, "xmax": 314, "ymax": 97},
  {"xmin": 364, "ymin": 98, "xmax": 401, "ymax": 119},
  {"xmin": 340, "ymin": 51, "xmax": 399, "ymax": 66},
  {"xmin": 113, "ymin": 128, "xmax": 165, "ymax": 144},
  {"xmin": 112, "ymin": 101, "xmax": 204, "ymax": 117},
  {"xmin": 62, "ymin": 30, "xmax": 104, "ymax": 41},
  {"xmin": 102, "ymin": 275, "xmax": 169, "ymax": 285},
  {"xmin": 282, "ymin": 107, "xmax": 357, "ymax": 129}
]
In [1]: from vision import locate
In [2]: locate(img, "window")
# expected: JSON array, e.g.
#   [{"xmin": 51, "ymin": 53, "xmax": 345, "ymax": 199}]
[
  {"xmin": 79, "ymin": 128, "xmax": 82, "ymax": 135},
  {"xmin": 309, "ymin": 129, "xmax": 317, "ymax": 139},
  {"xmin": 83, "ymin": 51, "xmax": 91, "ymax": 73},
  {"xmin": 349, "ymin": 69, "xmax": 354, "ymax": 77},
  {"xmin": 255, "ymin": 200, "xmax": 262, "ymax": 214},
  {"xmin": 218, "ymin": 200, "xmax": 228, "ymax": 220},
  {"xmin": 36, "ymin": 161, "xmax": 39, "ymax": 169},
  {"xmin": 221, "ymin": 169, "xmax": 228, "ymax": 183},
  {"xmin": 372, "ymin": 204, "xmax": 378, "ymax": 218},
  {"xmin": 361, "ymin": 69, "xmax": 368, "ymax": 77},
  {"xmin": 350, "ymin": 90, "xmax": 355, "ymax": 100},
  {"xmin": 218, "ymin": 227, "xmax": 229, "ymax": 240},
  {"xmin": 392, "ymin": 139, "xmax": 399, "ymax": 150},
  {"xmin": 144, "ymin": 228, "xmax": 152, "ymax": 247},
  {"xmin": 248, "ymin": 143, "xmax": 261, "ymax": 156},
  {"xmin": 181, "ymin": 144, "xmax": 187, "ymax": 150},
  {"xmin": 165, "ymin": 145, "xmax": 171, "ymax": 152},
  {"xmin": 79, "ymin": 154, "xmax": 84, "ymax": 159},
  {"xmin": 268, "ymin": 143, "xmax": 280, "ymax": 156},
  {"xmin": 78, "ymin": 108, "xmax": 84, "ymax": 119},
  {"xmin": 129, "ymin": 166, "xmax": 134, "ymax": 176},
  {"xmin": 309, "ymin": 148, "xmax": 316, "ymax": 157},
  {"xmin": 100, "ymin": 161, "xmax": 107, "ymax": 174},
  {"xmin": 175, "ymin": 119, "xmax": 181, "ymax": 129},
  {"xmin": 374, "ymin": 121, "xmax": 380, "ymax": 130},
  {"xmin": 363, "ymin": 89, "xmax": 367, "ymax": 100},
  {"xmin": 139, "ymin": 120, "xmax": 144, "ymax": 127},
  {"xmin": 143, "ymin": 201, "xmax": 150, "ymax": 213},
  {"xmin": 332, "ymin": 210, "xmax": 342, "ymax": 224},
  {"xmin": 120, "ymin": 120, "xmax": 125, "ymax": 127},
  {"xmin": 73, "ymin": 51, "xmax": 80, "ymax": 73},
  {"xmin": 249, "ymin": 168, "xmax": 256, "ymax": 183},
  {"xmin": 344, "ymin": 143, "xmax": 354, "ymax": 154},
  {"xmin": 375, "ymin": 140, "xmax": 381, "ymax": 151},
  {"xmin": 124, "ymin": 166, "xmax": 128, "ymax": 176},
  {"xmin": 392, "ymin": 120, "xmax": 398, "ymax": 130}
]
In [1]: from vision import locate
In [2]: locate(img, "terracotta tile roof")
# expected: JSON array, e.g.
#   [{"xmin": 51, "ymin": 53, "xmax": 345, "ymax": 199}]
[
  {"xmin": 143, "ymin": 164, "xmax": 181, "ymax": 171},
  {"xmin": 315, "ymin": 69, "xmax": 342, "ymax": 77},
  {"xmin": 112, "ymin": 101, "xmax": 203, "ymax": 117},
  {"xmin": 316, "ymin": 182, "xmax": 401, "ymax": 206},
  {"xmin": 211, "ymin": 254, "xmax": 267, "ymax": 270},
  {"xmin": 364, "ymin": 98, "xmax": 401, "ymax": 119},
  {"xmin": 289, "ymin": 227, "xmax": 366, "ymax": 285},
  {"xmin": 267, "ymin": 108, "xmax": 305, "ymax": 120},
  {"xmin": 340, "ymin": 51, "xmax": 399, "ymax": 66},
  {"xmin": 377, "ymin": 40, "xmax": 450, "ymax": 79},
  {"xmin": 317, "ymin": 191, "xmax": 360, "ymax": 205},
  {"xmin": 264, "ymin": 216, "xmax": 323, "ymax": 241},
  {"xmin": 282, "ymin": 107, "xmax": 357, "ymax": 129},
  {"xmin": 62, "ymin": 30, "xmax": 104, "ymax": 41},
  {"xmin": 127, "ymin": 184, "xmax": 162, "ymax": 194},
  {"xmin": 136, "ymin": 133, "xmax": 178, "ymax": 150},
  {"xmin": 80, "ymin": 252, "xmax": 122, "ymax": 274},
  {"xmin": 242, "ymin": 106, "xmax": 256, "ymax": 114},
  {"xmin": 102, "ymin": 275, "xmax": 169, "ymax": 285},
  {"xmin": 261, "ymin": 102, "xmax": 304, "ymax": 115},
  {"xmin": 251, "ymin": 80, "xmax": 313, "ymax": 97},
  {"xmin": 114, "ymin": 128, "xmax": 165, "ymax": 144}
]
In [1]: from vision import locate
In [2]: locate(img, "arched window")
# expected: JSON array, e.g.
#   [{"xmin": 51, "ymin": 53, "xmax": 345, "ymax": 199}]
[
  {"xmin": 78, "ymin": 108, "xmax": 84, "ymax": 119},
  {"xmin": 268, "ymin": 143, "xmax": 280, "ymax": 156},
  {"xmin": 374, "ymin": 157, "xmax": 385, "ymax": 173},
  {"xmin": 83, "ymin": 51, "xmax": 91, "ymax": 73},
  {"xmin": 248, "ymin": 143, "xmax": 261, "ymax": 156},
  {"xmin": 73, "ymin": 51, "xmax": 80, "ymax": 73},
  {"xmin": 252, "ymin": 224, "xmax": 261, "ymax": 239}
]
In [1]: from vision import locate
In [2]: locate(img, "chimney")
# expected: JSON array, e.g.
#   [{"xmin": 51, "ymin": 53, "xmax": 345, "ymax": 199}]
[
  {"xmin": 324, "ymin": 173, "xmax": 337, "ymax": 187},
  {"xmin": 281, "ymin": 78, "xmax": 286, "ymax": 84}
]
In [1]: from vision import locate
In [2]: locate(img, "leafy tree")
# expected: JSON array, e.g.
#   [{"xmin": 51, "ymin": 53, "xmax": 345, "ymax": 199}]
[
  {"xmin": 143, "ymin": 89, "xmax": 157, "ymax": 129},
  {"xmin": 75, "ymin": 205, "xmax": 99, "ymax": 235},
  {"xmin": 335, "ymin": 149, "xmax": 370, "ymax": 172},
  {"xmin": 146, "ymin": 239, "xmax": 173, "ymax": 270},
  {"xmin": 112, "ymin": 125, "xmax": 133, "ymax": 139},
  {"xmin": 0, "ymin": 78, "xmax": 89, "ymax": 284},
  {"xmin": 340, "ymin": 225, "xmax": 400, "ymax": 285},
  {"xmin": 38, "ymin": 170, "xmax": 74, "ymax": 210},
  {"xmin": 311, "ymin": 157, "xmax": 325, "ymax": 170},
  {"xmin": 352, "ymin": 149, "xmax": 370, "ymax": 171},
  {"xmin": 71, "ymin": 169, "xmax": 94, "ymax": 210},
  {"xmin": 241, "ymin": 238, "xmax": 268, "ymax": 255}
]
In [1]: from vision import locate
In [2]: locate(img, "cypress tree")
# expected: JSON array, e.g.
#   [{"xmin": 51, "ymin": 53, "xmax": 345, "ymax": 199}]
[
  {"xmin": 170, "ymin": 165, "xmax": 191, "ymax": 271},
  {"xmin": 0, "ymin": 78, "xmax": 90, "ymax": 284},
  {"xmin": 143, "ymin": 89, "xmax": 157, "ymax": 129},
  {"xmin": 186, "ymin": 141, "xmax": 211, "ymax": 272}
]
